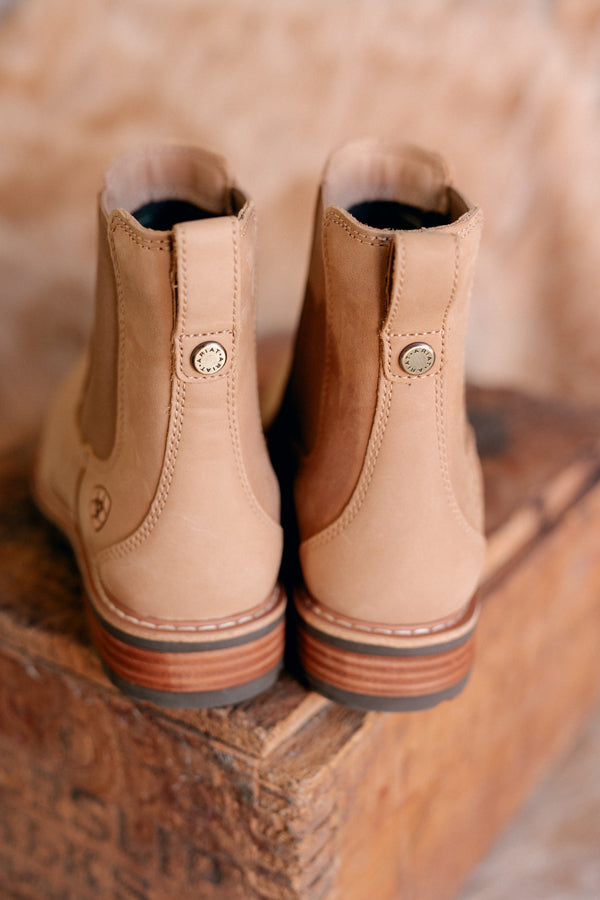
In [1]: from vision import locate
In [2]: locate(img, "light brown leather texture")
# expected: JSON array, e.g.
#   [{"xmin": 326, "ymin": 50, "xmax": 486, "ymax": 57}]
[
  {"xmin": 36, "ymin": 146, "xmax": 283, "ymax": 634},
  {"xmin": 292, "ymin": 139, "xmax": 485, "ymax": 627}
]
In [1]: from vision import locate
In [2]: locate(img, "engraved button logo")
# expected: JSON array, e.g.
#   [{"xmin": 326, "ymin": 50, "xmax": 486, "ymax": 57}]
[
  {"xmin": 399, "ymin": 342, "xmax": 436, "ymax": 375},
  {"xmin": 90, "ymin": 485, "xmax": 111, "ymax": 531},
  {"xmin": 191, "ymin": 341, "xmax": 227, "ymax": 375}
]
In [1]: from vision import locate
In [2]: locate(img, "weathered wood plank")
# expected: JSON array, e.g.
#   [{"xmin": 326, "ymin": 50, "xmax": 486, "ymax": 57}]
[{"xmin": 0, "ymin": 389, "xmax": 599, "ymax": 899}]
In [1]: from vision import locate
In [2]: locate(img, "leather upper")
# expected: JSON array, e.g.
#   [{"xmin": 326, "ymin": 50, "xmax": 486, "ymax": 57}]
[
  {"xmin": 37, "ymin": 146, "xmax": 283, "ymax": 624},
  {"xmin": 291, "ymin": 139, "xmax": 485, "ymax": 625}
]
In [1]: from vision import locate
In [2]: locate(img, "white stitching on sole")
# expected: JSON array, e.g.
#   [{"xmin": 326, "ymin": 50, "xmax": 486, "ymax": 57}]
[
  {"xmin": 298, "ymin": 593, "xmax": 473, "ymax": 637},
  {"xmin": 94, "ymin": 583, "xmax": 283, "ymax": 634}
]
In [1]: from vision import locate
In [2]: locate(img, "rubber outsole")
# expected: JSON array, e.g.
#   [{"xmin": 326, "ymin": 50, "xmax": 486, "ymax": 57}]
[
  {"xmin": 306, "ymin": 673, "xmax": 470, "ymax": 712},
  {"xmin": 88, "ymin": 601, "xmax": 285, "ymax": 708},
  {"xmin": 296, "ymin": 591, "xmax": 478, "ymax": 712},
  {"xmin": 101, "ymin": 659, "xmax": 283, "ymax": 709}
]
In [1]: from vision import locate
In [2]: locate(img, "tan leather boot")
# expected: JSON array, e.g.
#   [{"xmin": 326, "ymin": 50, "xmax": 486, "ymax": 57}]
[
  {"xmin": 288, "ymin": 138, "xmax": 485, "ymax": 711},
  {"xmin": 34, "ymin": 146, "xmax": 285, "ymax": 708}
]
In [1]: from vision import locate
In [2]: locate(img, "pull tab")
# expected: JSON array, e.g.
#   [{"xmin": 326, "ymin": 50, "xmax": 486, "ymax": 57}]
[
  {"xmin": 172, "ymin": 216, "xmax": 237, "ymax": 381},
  {"xmin": 380, "ymin": 230, "xmax": 458, "ymax": 381}
]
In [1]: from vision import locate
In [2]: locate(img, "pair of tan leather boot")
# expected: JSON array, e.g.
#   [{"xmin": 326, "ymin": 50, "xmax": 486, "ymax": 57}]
[{"xmin": 34, "ymin": 139, "xmax": 485, "ymax": 712}]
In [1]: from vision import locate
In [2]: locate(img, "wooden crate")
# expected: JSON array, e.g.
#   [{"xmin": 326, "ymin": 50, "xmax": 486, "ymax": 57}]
[{"xmin": 1, "ymin": 389, "xmax": 600, "ymax": 900}]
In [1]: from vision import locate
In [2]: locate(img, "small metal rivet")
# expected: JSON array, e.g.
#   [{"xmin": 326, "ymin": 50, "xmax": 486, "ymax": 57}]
[
  {"xmin": 399, "ymin": 342, "xmax": 436, "ymax": 375},
  {"xmin": 191, "ymin": 341, "xmax": 227, "ymax": 375}
]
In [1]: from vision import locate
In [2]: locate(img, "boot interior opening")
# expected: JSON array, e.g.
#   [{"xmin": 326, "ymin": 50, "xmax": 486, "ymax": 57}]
[
  {"xmin": 102, "ymin": 146, "xmax": 250, "ymax": 226},
  {"xmin": 348, "ymin": 199, "xmax": 453, "ymax": 231},
  {"xmin": 132, "ymin": 185, "xmax": 247, "ymax": 230},
  {"xmin": 323, "ymin": 141, "xmax": 472, "ymax": 229},
  {"xmin": 346, "ymin": 185, "xmax": 469, "ymax": 231},
  {"xmin": 132, "ymin": 199, "xmax": 221, "ymax": 230}
]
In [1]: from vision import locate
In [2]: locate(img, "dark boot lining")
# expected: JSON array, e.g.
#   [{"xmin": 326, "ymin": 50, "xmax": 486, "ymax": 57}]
[
  {"xmin": 132, "ymin": 199, "xmax": 220, "ymax": 230},
  {"xmin": 348, "ymin": 199, "xmax": 452, "ymax": 231}
]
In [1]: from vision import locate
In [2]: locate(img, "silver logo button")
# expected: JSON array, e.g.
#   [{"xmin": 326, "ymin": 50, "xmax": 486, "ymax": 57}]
[
  {"xmin": 399, "ymin": 342, "xmax": 436, "ymax": 375},
  {"xmin": 191, "ymin": 341, "xmax": 227, "ymax": 375}
]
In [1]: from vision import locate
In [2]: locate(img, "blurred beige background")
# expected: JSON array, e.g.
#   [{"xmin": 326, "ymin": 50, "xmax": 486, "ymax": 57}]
[{"xmin": 1, "ymin": 0, "xmax": 600, "ymax": 452}]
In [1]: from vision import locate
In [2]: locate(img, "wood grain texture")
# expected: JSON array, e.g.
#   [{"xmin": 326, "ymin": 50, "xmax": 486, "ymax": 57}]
[
  {"xmin": 459, "ymin": 708, "xmax": 600, "ymax": 899},
  {"xmin": 1, "ymin": 389, "xmax": 600, "ymax": 899}
]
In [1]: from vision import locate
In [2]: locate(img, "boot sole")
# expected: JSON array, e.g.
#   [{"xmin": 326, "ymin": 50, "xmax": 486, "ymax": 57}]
[
  {"xmin": 87, "ymin": 601, "xmax": 284, "ymax": 708},
  {"xmin": 295, "ymin": 589, "xmax": 478, "ymax": 712},
  {"xmin": 33, "ymin": 474, "xmax": 286, "ymax": 708}
]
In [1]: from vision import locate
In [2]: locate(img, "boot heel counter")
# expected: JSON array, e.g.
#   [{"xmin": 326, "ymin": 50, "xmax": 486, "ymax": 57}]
[
  {"xmin": 299, "ymin": 365, "xmax": 485, "ymax": 626},
  {"xmin": 90, "ymin": 364, "xmax": 283, "ymax": 623}
]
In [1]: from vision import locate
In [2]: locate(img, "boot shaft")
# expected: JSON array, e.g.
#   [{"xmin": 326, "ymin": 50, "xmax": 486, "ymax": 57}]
[
  {"xmin": 81, "ymin": 146, "xmax": 239, "ymax": 462},
  {"xmin": 76, "ymin": 147, "xmax": 278, "ymax": 554}
]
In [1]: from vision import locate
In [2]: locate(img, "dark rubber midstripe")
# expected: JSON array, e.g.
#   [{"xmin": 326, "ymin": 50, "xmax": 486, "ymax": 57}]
[
  {"xmin": 101, "ymin": 661, "xmax": 282, "ymax": 709},
  {"xmin": 298, "ymin": 619, "xmax": 474, "ymax": 657},
  {"xmin": 91, "ymin": 605, "xmax": 285, "ymax": 653},
  {"xmin": 307, "ymin": 673, "xmax": 470, "ymax": 713}
]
